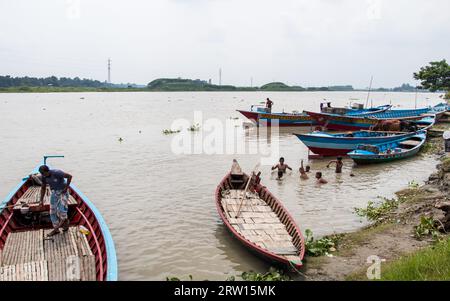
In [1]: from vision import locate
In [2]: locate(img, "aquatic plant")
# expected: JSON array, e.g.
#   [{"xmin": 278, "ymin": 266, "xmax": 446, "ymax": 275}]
[
  {"xmin": 162, "ymin": 129, "xmax": 181, "ymax": 135},
  {"xmin": 166, "ymin": 275, "xmax": 193, "ymax": 281},
  {"xmin": 187, "ymin": 123, "xmax": 201, "ymax": 132},
  {"xmin": 304, "ymin": 229, "xmax": 343, "ymax": 257},
  {"xmin": 408, "ymin": 180, "xmax": 420, "ymax": 189},
  {"xmin": 414, "ymin": 215, "xmax": 441, "ymax": 241},
  {"xmin": 237, "ymin": 268, "xmax": 290, "ymax": 281},
  {"xmin": 354, "ymin": 197, "xmax": 398, "ymax": 224}
]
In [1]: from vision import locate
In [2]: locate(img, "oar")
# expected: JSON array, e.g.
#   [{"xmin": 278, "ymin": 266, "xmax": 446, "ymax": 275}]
[{"xmin": 235, "ymin": 163, "xmax": 260, "ymax": 218}]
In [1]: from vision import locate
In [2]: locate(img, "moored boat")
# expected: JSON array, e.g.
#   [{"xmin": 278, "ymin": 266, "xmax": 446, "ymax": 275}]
[
  {"xmin": 0, "ymin": 156, "xmax": 117, "ymax": 281},
  {"xmin": 293, "ymin": 130, "xmax": 419, "ymax": 157},
  {"xmin": 215, "ymin": 160, "xmax": 305, "ymax": 269},
  {"xmin": 237, "ymin": 103, "xmax": 391, "ymax": 127},
  {"xmin": 305, "ymin": 104, "xmax": 444, "ymax": 131},
  {"xmin": 347, "ymin": 132, "xmax": 427, "ymax": 164}
]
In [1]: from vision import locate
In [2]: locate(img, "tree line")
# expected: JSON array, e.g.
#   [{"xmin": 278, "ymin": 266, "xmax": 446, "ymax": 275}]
[{"xmin": 0, "ymin": 75, "xmax": 109, "ymax": 88}]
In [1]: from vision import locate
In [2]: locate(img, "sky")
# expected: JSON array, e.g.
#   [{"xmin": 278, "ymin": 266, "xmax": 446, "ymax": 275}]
[{"xmin": 0, "ymin": 0, "xmax": 449, "ymax": 88}]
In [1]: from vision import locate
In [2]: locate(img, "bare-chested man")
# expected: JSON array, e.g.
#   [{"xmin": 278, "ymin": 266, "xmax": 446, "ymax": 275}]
[{"xmin": 272, "ymin": 157, "xmax": 292, "ymax": 180}]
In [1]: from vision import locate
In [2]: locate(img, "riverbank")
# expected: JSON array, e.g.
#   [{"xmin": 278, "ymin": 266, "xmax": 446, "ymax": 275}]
[{"xmin": 304, "ymin": 124, "xmax": 450, "ymax": 281}]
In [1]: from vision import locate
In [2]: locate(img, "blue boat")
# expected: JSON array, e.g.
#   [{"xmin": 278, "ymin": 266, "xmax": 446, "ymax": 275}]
[
  {"xmin": 0, "ymin": 156, "xmax": 117, "ymax": 281},
  {"xmin": 347, "ymin": 132, "xmax": 427, "ymax": 164},
  {"xmin": 305, "ymin": 103, "xmax": 443, "ymax": 131},
  {"xmin": 293, "ymin": 130, "xmax": 418, "ymax": 157}
]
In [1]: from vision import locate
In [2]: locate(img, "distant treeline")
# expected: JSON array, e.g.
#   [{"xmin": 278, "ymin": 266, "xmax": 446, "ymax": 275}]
[
  {"xmin": 0, "ymin": 75, "xmax": 425, "ymax": 93},
  {"xmin": 0, "ymin": 75, "xmax": 109, "ymax": 88}
]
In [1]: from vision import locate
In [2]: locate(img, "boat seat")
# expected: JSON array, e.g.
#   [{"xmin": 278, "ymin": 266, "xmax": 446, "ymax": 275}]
[
  {"xmin": 269, "ymin": 247, "xmax": 298, "ymax": 256},
  {"xmin": 398, "ymin": 140, "xmax": 421, "ymax": 147},
  {"xmin": 13, "ymin": 186, "xmax": 78, "ymax": 213}
]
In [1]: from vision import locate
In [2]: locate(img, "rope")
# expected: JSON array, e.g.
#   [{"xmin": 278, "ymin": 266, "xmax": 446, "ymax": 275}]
[{"xmin": 288, "ymin": 260, "xmax": 312, "ymax": 280}]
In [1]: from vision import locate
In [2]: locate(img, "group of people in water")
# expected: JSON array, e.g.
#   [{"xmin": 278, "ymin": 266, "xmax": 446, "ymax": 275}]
[{"xmin": 271, "ymin": 156, "xmax": 345, "ymax": 184}]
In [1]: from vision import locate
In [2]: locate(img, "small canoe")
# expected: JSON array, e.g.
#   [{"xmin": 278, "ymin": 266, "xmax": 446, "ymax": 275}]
[
  {"xmin": 293, "ymin": 130, "xmax": 418, "ymax": 157},
  {"xmin": 0, "ymin": 157, "xmax": 117, "ymax": 281},
  {"xmin": 347, "ymin": 132, "xmax": 427, "ymax": 164},
  {"xmin": 215, "ymin": 161, "xmax": 305, "ymax": 269}
]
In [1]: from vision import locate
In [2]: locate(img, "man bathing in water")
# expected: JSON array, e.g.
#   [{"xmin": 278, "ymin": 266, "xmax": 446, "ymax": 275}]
[
  {"xmin": 299, "ymin": 160, "xmax": 309, "ymax": 180},
  {"xmin": 39, "ymin": 165, "xmax": 73, "ymax": 237},
  {"xmin": 327, "ymin": 156, "xmax": 343, "ymax": 173},
  {"xmin": 272, "ymin": 157, "xmax": 292, "ymax": 180},
  {"xmin": 315, "ymin": 172, "xmax": 328, "ymax": 184}
]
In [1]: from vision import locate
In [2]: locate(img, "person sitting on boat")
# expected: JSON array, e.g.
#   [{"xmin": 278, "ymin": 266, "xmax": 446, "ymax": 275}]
[
  {"xmin": 315, "ymin": 172, "xmax": 328, "ymax": 184},
  {"xmin": 299, "ymin": 160, "xmax": 309, "ymax": 180},
  {"xmin": 38, "ymin": 165, "xmax": 73, "ymax": 237},
  {"xmin": 266, "ymin": 98, "xmax": 273, "ymax": 113},
  {"xmin": 272, "ymin": 157, "xmax": 292, "ymax": 180},
  {"xmin": 326, "ymin": 156, "xmax": 343, "ymax": 173}
]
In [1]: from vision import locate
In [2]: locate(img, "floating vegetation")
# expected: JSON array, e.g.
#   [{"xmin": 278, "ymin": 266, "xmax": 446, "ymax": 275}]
[
  {"xmin": 408, "ymin": 180, "xmax": 420, "ymax": 189},
  {"xmin": 229, "ymin": 117, "xmax": 239, "ymax": 120},
  {"xmin": 118, "ymin": 137, "xmax": 124, "ymax": 142},
  {"xmin": 187, "ymin": 123, "xmax": 201, "ymax": 132},
  {"xmin": 236, "ymin": 268, "xmax": 290, "ymax": 281},
  {"xmin": 162, "ymin": 129, "xmax": 181, "ymax": 135},
  {"xmin": 304, "ymin": 229, "xmax": 343, "ymax": 257},
  {"xmin": 414, "ymin": 215, "xmax": 441, "ymax": 241},
  {"xmin": 166, "ymin": 268, "xmax": 289, "ymax": 281},
  {"xmin": 354, "ymin": 197, "xmax": 398, "ymax": 224}
]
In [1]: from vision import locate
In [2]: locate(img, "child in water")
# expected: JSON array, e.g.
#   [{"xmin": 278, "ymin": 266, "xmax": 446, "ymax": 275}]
[
  {"xmin": 299, "ymin": 160, "xmax": 309, "ymax": 180},
  {"xmin": 272, "ymin": 157, "xmax": 292, "ymax": 180},
  {"xmin": 315, "ymin": 172, "xmax": 328, "ymax": 184},
  {"xmin": 327, "ymin": 156, "xmax": 344, "ymax": 173}
]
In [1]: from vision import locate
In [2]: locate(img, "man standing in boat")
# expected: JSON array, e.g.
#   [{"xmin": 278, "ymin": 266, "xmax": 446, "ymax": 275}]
[
  {"xmin": 266, "ymin": 98, "xmax": 273, "ymax": 113},
  {"xmin": 38, "ymin": 165, "xmax": 73, "ymax": 237}
]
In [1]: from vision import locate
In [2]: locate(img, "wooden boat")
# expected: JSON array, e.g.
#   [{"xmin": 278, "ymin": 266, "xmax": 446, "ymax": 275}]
[
  {"xmin": 237, "ymin": 104, "xmax": 391, "ymax": 127},
  {"xmin": 293, "ymin": 130, "xmax": 419, "ymax": 157},
  {"xmin": 293, "ymin": 116, "xmax": 434, "ymax": 157},
  {"xmin": 305, "ymin": 104, "xmax": 444, "ymax": 131},
  {"xmin": 347, "ymin": 131, "xmax": 427, "ymax": 164},
  {"xmin": 215, "ymin": 160, "xmax": 305, "ymax": 269},
  {"xmin": 0, "ymin": 156, "xmax": 117, "ymax": 281}
]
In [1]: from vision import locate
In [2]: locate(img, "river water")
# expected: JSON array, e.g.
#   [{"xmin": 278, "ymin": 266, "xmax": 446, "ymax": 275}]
[{"xmin": 0, "ymin": 91, "xmax": 443, "ymax": 280}]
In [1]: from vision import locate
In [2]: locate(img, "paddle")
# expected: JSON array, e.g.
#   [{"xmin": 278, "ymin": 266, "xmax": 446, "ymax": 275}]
[{"xmin": 235, "ymin": 163, "xmax": 260, "ymax": 218}]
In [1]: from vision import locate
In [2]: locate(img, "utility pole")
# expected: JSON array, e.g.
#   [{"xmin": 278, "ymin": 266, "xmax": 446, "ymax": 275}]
[
  {"xmin": 108, "ymin": 58, "xmax": 111, "ymax": 84},
  {"xmin": 219, "ymin": 68, "xmax": 222, "ymax": 86},
  {"xmin": 251, "ymin": 77, "xmax": 253, "ymax": 88}
]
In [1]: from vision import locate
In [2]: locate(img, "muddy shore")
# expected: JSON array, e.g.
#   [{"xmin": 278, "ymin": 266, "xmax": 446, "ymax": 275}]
[{"xmin": 303, "ymin": 123, "xmax": 450, "ymax": 281}]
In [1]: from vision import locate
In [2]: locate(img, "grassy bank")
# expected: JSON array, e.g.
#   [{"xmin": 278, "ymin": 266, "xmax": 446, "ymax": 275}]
[{"xmin": 379, "ymin": 238, "xmax": 450, "ymax": 280}]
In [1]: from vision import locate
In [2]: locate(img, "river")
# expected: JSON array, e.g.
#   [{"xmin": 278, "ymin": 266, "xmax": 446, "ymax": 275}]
[{"xmin": 0, "ymin": 91, "xmax": 443, "ymax": 280}]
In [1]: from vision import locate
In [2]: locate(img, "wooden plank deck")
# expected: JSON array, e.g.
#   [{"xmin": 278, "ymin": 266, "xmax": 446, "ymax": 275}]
[
  {"xmin": 222, "ymin": 189, "xmax": 299, "ymax": 259},
  {"xmin": 0, "ymin": 227, "xmax": 96, "ymax": 281},
  {"xmin": 14, "ymin": 186, "xmax": 78, "ymax": 209}
]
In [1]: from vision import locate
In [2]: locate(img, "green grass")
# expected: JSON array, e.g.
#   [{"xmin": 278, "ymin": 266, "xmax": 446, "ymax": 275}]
[
  {"xmin": 380, "ymin": 238, "xmax": 450, "ymax": 280},
  {"xmin": 0, "ymin": 86, "xmax": 145, "ymax": 93}
]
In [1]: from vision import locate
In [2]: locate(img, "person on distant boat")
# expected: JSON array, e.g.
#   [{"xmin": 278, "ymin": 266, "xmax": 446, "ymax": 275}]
[
  {"xmin": 38, "ymin": 165, "xmax": 73, "ymax": 237},
  {"xmin": 266, "ymin": 98, "xmax": 274, "ymax": 113},
  {"xmin": 315, "ymin": 172, "xmax": 328, "ymax": 184},
  {"xmin": 327, "ymin": 156, "xmax": 344, "ymax": 173},
  {"xmin": 299, "ymin": 160, "xmax": 309, "ymax": 180},
  {"xmin": 272, "ymin": 157, "xmax": 292, "ymax": 180}
]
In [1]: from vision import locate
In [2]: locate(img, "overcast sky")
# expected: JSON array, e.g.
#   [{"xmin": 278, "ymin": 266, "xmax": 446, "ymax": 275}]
[{"xmin": 0, "ymin": 0, "xmax": 449, "ymax": 88}]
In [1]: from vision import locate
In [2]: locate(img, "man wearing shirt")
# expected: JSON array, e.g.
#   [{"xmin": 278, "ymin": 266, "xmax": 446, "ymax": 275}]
[{"xmin": 38, "ymin": 165, "xmax": 73, "ymax": 237}]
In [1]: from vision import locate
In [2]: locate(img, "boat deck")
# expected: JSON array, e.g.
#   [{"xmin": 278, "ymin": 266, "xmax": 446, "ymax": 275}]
[
  {"xmin": 13, "ymin": 186, "xmax": 78, "ymax": 209},
  {"xmin": 221, "ymin": 190, "xmax": 300, "ymax": 263},
  {"xmin": 0, "ymin": 227, "xmax": 96, "ymax": 281}
]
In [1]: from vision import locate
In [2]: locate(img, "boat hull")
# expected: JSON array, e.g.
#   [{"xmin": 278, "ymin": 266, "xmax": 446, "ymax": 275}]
[
  {"xmin": 348, "ymin": 133, "xmax": 426, "ymax": 164},
  {"xmin": 0, "ymin": 163, "xmax": 118, "ymax": 281},
  {"xmin": 215, "ymin": 173, "xmax": 305, "ymax": 270},
  {"xmin": 293, "ymin": 131, "xmax": 417, "ymax": 157},
  {"xmin": 237, "ymin": 110, "xmax": 315, "ymax": 127}
]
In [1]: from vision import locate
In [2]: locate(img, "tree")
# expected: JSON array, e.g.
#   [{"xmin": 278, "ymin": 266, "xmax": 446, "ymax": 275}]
[{"xmin": 413, "ymin": 60, "xmax": 450, "ymax": 92}]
